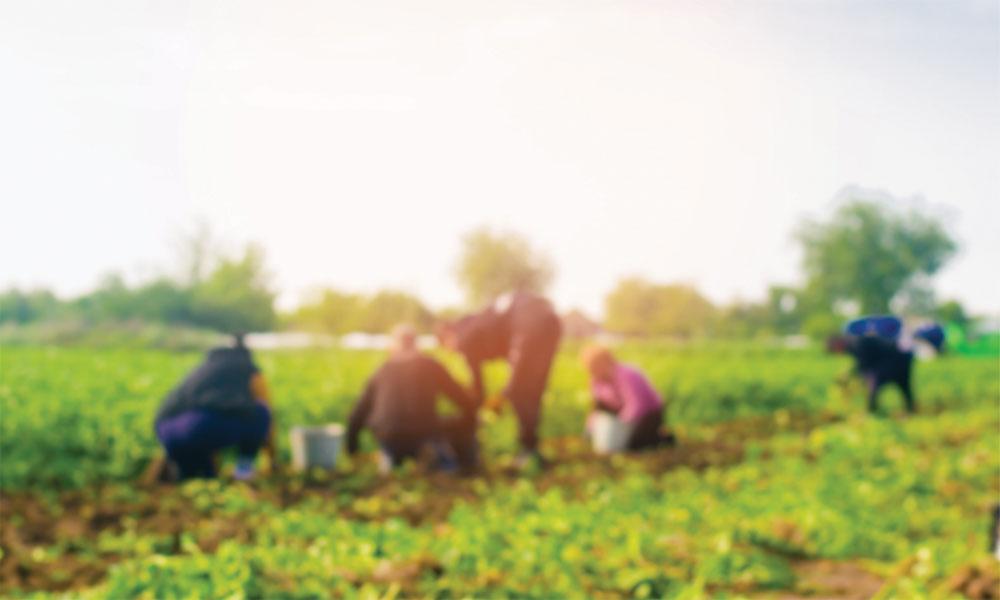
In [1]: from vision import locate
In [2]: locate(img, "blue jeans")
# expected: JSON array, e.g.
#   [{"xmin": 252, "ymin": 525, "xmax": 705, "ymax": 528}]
[{"xmin": 156, "ymin": 403, "xmax": 271, "ymax": 479}]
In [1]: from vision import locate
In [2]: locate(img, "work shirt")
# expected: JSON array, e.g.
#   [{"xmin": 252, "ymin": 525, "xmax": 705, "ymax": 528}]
[
  {"xmin": 156, "ymin": 347, "xmax": 264, "ymax": 423},
  {"xmin": 591, "ymin": 363, "xmax": 663, "ymax": 423},
  {"xmin": 453, "ymin": 291, "xmax": 561, "ymax": 403},
  {"xmin": 346, "ymin": 352, "xmax": 473, "ymax": 454},
  {"xmin": 845, "ymin": 335, "xmax": 912, "ymax": 383}
]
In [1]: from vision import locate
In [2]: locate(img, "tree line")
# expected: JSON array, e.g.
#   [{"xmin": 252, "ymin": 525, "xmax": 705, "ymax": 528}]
[
  {"xmin": 603, "ymin": 194, "xmax": 965, "ymax": 338},
  {"xmin": 1, "ymin": 229, "xmax": 277, "ymax": 335},
  {"xmin": 0, "ymin": 191, "xmax": 974, "ymax": 339}
]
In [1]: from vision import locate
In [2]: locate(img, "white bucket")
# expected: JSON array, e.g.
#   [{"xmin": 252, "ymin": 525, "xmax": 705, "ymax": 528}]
[
  {"xmin": 290, "ymin": 424, "xmax": 344, "ymax": 470},
  {"xmin": 590, "ymin": 412, "xmax": 635, "ymax": 454}
]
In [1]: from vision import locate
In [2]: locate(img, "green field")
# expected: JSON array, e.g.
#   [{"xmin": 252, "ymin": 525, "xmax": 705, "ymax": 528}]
[{"xmin": 1, "ymin": 344, "xmax": 998, "ymax": 598}]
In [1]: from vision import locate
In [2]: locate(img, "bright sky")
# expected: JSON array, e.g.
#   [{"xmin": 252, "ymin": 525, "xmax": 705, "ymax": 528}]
[{"xmin": 2, "ymin": 0, "xmax": 998, "ymax": 315}]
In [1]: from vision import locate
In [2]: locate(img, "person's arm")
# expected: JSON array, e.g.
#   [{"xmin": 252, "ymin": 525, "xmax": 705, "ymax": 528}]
[
  {"xmin": 249, "ymin": 372, "xmax": 277, "ymax": 468},
  {"xmin": 432, "ymin": 360, "xmax": 475, "ymax": 418},
  {"xmin": 346, "ymin": 376, "xmax": 377, "ymax": 455},
  {"xmin": 465, "ymin": 356, "xmax": 485, "ymax": 408}
]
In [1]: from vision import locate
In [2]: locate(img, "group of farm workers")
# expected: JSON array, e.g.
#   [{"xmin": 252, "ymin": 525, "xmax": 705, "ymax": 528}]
[
  {"xmin": 150, "ymin": 290, "xmax": 942, "ymax": 482},
  {"xmin": 150, "ymin": 291, "xmax": 673, "ymax": 482}
]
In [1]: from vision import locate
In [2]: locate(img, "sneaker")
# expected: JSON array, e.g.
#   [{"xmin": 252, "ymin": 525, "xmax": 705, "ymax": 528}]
[{"xmin": 234, "ymin": 457, "xmax": 256, "ymax": 481}]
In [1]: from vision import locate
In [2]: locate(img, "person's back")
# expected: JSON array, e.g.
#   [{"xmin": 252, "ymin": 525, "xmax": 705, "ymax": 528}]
[
  {"xmin": 438, "ymin": 292, "xmax": 562, "ymax": 468},
  {"xmin": 451, "ymin": 292, "xmax": 558, "ymax": 363},
  {"xmin": 347, "ymin": 335, "xmax": 474, "ymax": 469},
  {"xmin": 612, "ymin": 363, "xmax": 663, "ymax": 422},
  {"xmin": 506, "ymin": 291, "xmax": 558, "ymax": 335},
  {"xmin": 157, "ymin": 346, "xmax": 259, "ymax": 423},
  {"xmin": 850, "ymin": 335, "xmax": 894, "ymax": 373},
  {"xmin": 362, "ymin": 353, "xmax": 459, "ymax": 445},
  {"xmin": 850, "ymin": 335, "xmax": 911, "ymax": 375}
]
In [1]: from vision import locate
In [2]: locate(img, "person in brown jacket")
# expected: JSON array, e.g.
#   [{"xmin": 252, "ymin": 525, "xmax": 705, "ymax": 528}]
[{"xmin": 347, "ymin": 325, "xmax": 476, "ymax": 473}]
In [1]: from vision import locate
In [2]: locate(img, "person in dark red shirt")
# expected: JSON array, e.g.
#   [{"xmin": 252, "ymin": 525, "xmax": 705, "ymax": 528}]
[
  {"xmin": 347, "ymin": 325, "xmax": 476, "ymax": 473},
  {"xmin": 438, "ymin": 291, "xmax": 562, "ymax": 467}
]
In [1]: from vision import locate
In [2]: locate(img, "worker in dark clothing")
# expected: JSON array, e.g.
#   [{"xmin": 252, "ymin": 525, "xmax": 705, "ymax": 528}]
[
  {"xmin": 828, "ymin": 332, "xmax": 916, "ymax": 414},
  {"xmin": 347, "ymin": 325, "xmax": 476, "ymax": 473},
  {"xmin": 153, "ymin": 334, "xmax": 275, "ymax": 481},
  {"xmin": 438, "ymin": 291, "xmax": 562, "ymax": 467}
]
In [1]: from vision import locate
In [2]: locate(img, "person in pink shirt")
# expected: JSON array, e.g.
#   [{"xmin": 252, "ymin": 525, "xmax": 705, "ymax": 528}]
[{"xmin": 581, "ymin": 345, "xmax": 675, "ymax": 451}]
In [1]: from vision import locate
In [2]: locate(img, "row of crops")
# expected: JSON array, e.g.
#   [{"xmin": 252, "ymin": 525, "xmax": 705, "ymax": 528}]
[
  {"xmin": 0, "ymin": 344, "xmax": 998, "ymax": 597},
  {"xmin": 1, "ymin": 344, "xmax": 994, "ymax": 490}
]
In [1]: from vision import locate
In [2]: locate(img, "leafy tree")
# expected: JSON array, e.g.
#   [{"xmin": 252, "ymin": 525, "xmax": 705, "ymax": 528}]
[
  {"xmin": 890, "ymin": 278, "xmax": 938, "ymax": 316},
  {"xmin": 360, "ymin": 290, "xmax": 433, "ymax": 333},
  {"xmin": 796, "ymin": 196, "xmax": 956, "ymax": 315},
  {"xmin": 717, "ymin": 286, "xmax": 810, "ymax": 339},
  {"xmin": 604, "ymin": 278, "xmax": 715, "ymax": 337},
  {"xmin": 716, "ymin": 301, "xmax": 770, "ymax": 338},
  {"xmin": 131, "ymin": 280, "xmax": 194, "ymax": 324},
  {"xmin": 287, "ymin": 290, "xmax": 364, "ymax": 335},
  {"xmin": 190, "ymin": 244, "xmax": 276, "ymax": 333},
  {"xmin": 434, "ymin": 306, "xmax": 466, "ymax": 323},
  {"xmin": 288, "ymin": 289, "xmax": 433, "ymax": 334},
  {"xmin": 3, "ymin": 227, "xmax": 278, "ymax": 334},
  {"xmin": 763, "ymin": 286, "xmax": 806, "ymax": 334},
  {"xmin": 455, "ymin": 227, "xmax": 554, "ymax": 307},
  {"xmin": 74, "ymin": 274, "xmax": 139, "ymax": 322},
  {"xmin": 935, "ymin": 299, "xmax": 970, "ymax": 328},
  {"xmin": 801, "ymin": 312, "xmax": 841, "ymax": 341},
  {"xmin": 0, "ymin": 288, "xmax": 63, "ymax": 324}
]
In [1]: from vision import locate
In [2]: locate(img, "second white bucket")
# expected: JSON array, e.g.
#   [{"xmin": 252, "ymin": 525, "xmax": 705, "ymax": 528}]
[
  {"xmin": 290, "ymin": 424, "xmax": 344, "ymax": 470},
  {"xmin": 590, "ymin": 412, "xmax": 635, "ymax": 454}
]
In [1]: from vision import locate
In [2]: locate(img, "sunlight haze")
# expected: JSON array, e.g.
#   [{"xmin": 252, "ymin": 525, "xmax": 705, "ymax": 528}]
[{"xmin": 2, "ymin": 0, "xmax": 997, "ymax": 315}]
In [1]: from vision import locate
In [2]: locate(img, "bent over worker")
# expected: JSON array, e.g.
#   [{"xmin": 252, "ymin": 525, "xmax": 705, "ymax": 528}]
[
  {"xmin": 828, "ymin": 315, "xmax": 916, "ymax": 414},
  {"xmin": 438, "ymin": 291, "xmax": 562, "ymax": 468}
]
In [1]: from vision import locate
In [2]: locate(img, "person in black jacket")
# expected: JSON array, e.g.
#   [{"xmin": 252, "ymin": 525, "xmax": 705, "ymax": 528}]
[
  {"xmin": 828, "ymin": 333, "xmax": 916, "ymax": 414},
  {"xmin": 438, "ymin": 291, "xmax": 562, "ymax": 467},
  {"xmin": 153, "ymin": 334, "xmax": 275, "ymax": 481},
  {"xmin": 347, "ymin": 325, "xmax": 476, "ymax": 473}
]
